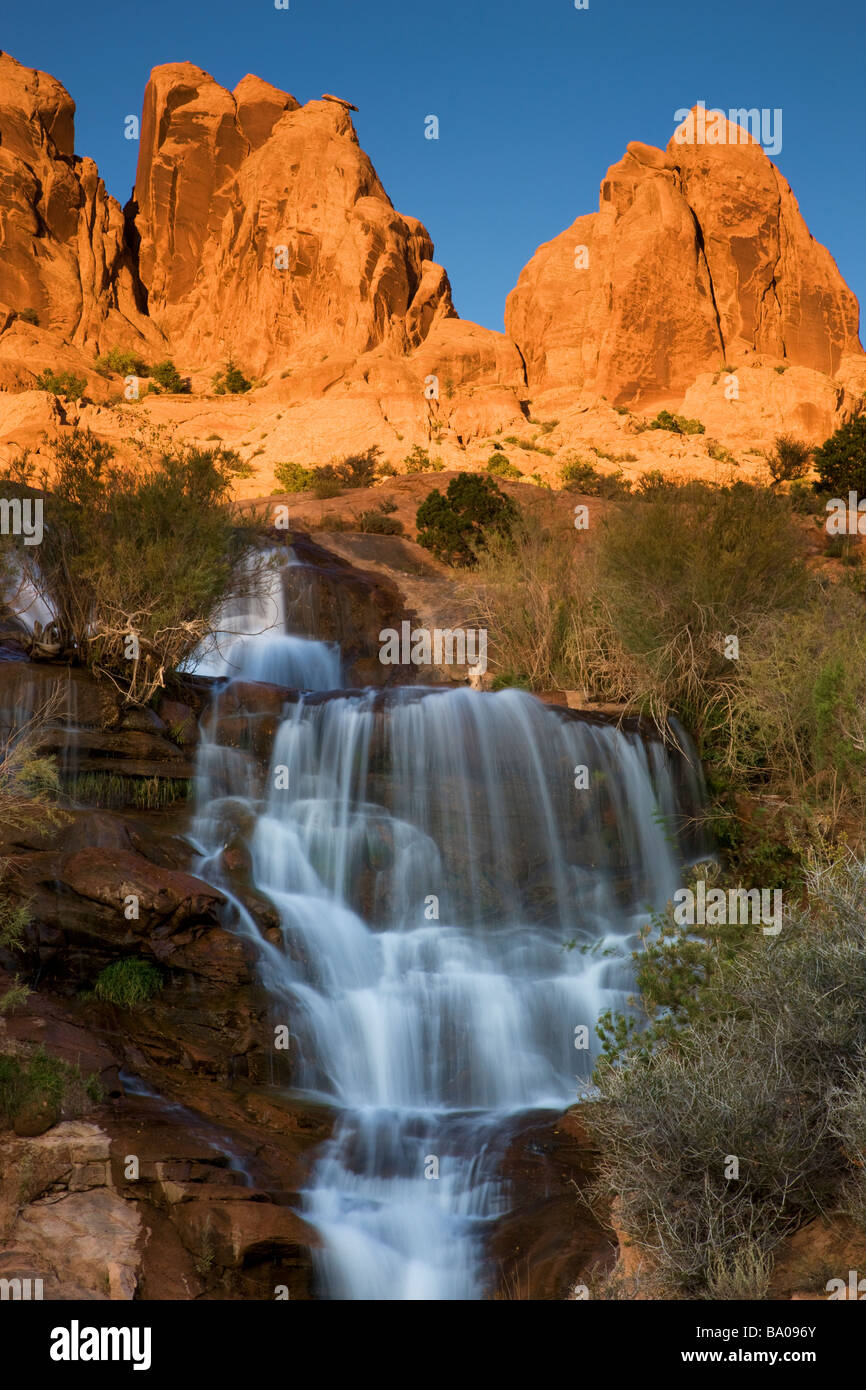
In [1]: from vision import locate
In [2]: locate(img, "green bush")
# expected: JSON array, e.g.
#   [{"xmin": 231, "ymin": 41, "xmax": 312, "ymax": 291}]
[
  {"xmin": 416, "ymin": 473, "xmax": 519, "ymax": 566},
  {"xmin": 588, "ymin": 854, "xmax": 866, "ymax": 1297},
  {"xmin": 767, "ymin": 434, "xmax": 811, "ymax": 486},
  {"xmin": 486, "ymin": 452, "xmax": 522, "ymax": 479},
  {"xmin": 212, "ymin": 359, "xmax": 251, "ymax": 394},
  {"xmin": 95, "ymin": 347, "xmax": 147, "ymax": 376},
  {"xmin": 403, "ymin": 445, "xmax": 444, "ymax": 473},
  {"xmin": 273, "ymin": 460, "xmax": 314, "ymax": 492},
  {"xmin": 0, "ymin": 1045, "xmax": 101, "ymax": 1128},
  {"xmin": 645, "ymin": 409, "xmax": 705, "ymax": 435},
  {"xmin": 149, "ymin": 359, "xmax": 189, "ymax": 393},
  {"xmin": 3, "ymin": 430, "xmax": 260, "ymax": 705},
  {"xmin": 357, "ymin": 510, "xmax": 404, "ymax": 535},
  {"xmin": 560, "ymin": 456, "xmax": 630, "ymax": 497},
  {"xmin": 35, "ymin": 370, "xmax": 86, "ymax": 401},
  {"xmin": 812, "ymin": 415, "xmax": 866, "ymax": 496},
  {"xmin": 94, "ymin": 958, "xmax": 163, "ymax": 1009}
]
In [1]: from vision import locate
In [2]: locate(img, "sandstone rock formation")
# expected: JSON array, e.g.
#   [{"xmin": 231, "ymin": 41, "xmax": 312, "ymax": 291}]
[
  {"xmin": 128, "ymin": 63, "xmax": 456, "ymax": 375},
  {"xmin": 0, "ymin": 50, "xmax": 155, "ymax": 360},
  {"xmin": 506, "ymin": 109, "xmax": 864, "ymax": 413}
]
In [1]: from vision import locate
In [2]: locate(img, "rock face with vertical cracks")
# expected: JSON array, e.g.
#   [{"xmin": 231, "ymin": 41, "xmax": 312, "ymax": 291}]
[
  {"xmin": 0, "ymin": 50, "xmax": 155, "ymax": 356},
  {"xmin": 505, "ymin": 109, "xmax": 864, "ymax": 408},
  {"xmin": 128, "ymin": 63, "xmax": 457, "ymax": 375}
]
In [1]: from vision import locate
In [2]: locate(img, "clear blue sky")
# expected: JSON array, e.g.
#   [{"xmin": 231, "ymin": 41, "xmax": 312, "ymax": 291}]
[{"xmin": 4, "ymin": 0, "xmax": 864, "ymax": 336}]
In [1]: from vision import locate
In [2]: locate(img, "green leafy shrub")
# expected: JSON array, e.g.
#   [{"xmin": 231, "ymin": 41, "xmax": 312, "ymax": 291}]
[
  {"xmin": 403, "ymin": 445, "xmax": 444, "ymax": 472},
  {"xmin": 212, "ymin": 359, "xmax": 251, "ymax": 394},
  {"xmin": 94, "ymin": 958, "xmax": 163, "ymax": 1009},
  {"xmin": 560, "ymin": 456, "xmax": 630, "ymax": 496},
  {"xmin": 644, "ymin": 409, "xmax": 705, "ymax": 435},
  {"xmin": 3, "ymin": 430, "xmax": 260, "ymax": 705},
  {"xmin": 149, "ymin": 359, "xmax": 189, "ymax": 393},
  {"xmin": 587, "ymin": 854, "xmax": 866, "ymax": 1298},
  {"xmin": 35, "ymin": 370, "xmax": 86, "ymax": 401},
  {"xmin": 357, "ymin": 510, "xmax": 404, "ymax": 535},
  {"xmin": 416, "ymin": 473, "xmax": 519, "ymax": 566},
  {"xmin": 767, "ymin": 434, "xmax": 811, "ymax": 486},
  {"xmin": 486, "ymin": 452, "xmax": 522, "ymax": 479},
  {"xmin": 95, "ymin": 347, "xmax": 147, "ymax": 376},
  {"xmin": 812, "ymin": 415, "xmax": 866, "ymax": 496},
  {"xmin": 0, "ymin": 1045, "xmax": 101, "ymax": 1129},
  {"xmin": 273, "ymin": 460, "xmax": 314, "ymax": 492}
]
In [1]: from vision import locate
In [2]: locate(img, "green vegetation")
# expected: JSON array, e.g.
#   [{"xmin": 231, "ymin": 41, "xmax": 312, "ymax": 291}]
[
  {"xmin": 1, "ymin": 429, "xmax": 260, "ymax": 705},
  {"xmin": 587, "ymin": 854, "xmax": 866, "ymax": 1298},
  {"xmin": 0, "ymin": 1046, "xmax": 101, "ymax": 1129},
  {"xmin": 62, "ymin": 771, "xmax": 193, "ymax": 809},
  {"xmin": 812, "ymin": 414, "xmax": 866, "ymax": 495},
  {"xmin": 403, "ymin": 444, "xmax": 444, "ymax": 472},
  {"xmin": 94, "ymin": 958, "xmax": 163, "ymax": 1009},
  {"xmin": 766, "ymin": 434, "xmax": 811, "ymax": 486},
  {"xmin": 486, "ymin": 452, "xmax": 522, "ymax": 479},
  {"xmin": 310, "ymin": 446, "xmax": 386, "ymax": 497},
  {"xmin": 642, "ymin": 409, "xmax": 706, "ymax": 435},
  {"xmin": 559, "ymin": 456, "xmax": 629, "ymax": 497},
  {"xmin": 149, "ymin": 359, "xmax": 189, "ymax": 393},
  {"xmin": 35, "ymin": 369, "xmax": 86, "ymax": 401},
  {"xmin": 95, "ymin": 347, "xmax": 147, "ymax": 376},
  {"xmin": 357, "ymin": 509, "xmax": 404, "ymax": 535},
  {"xmin": 273, "ymin": 460, "xmax": 315, "ymax": 493},
  {"xmin": 416, "ymin": 473, "xmax": 519, "ymax": 566},
  {"xmin": 212, "ymin": 359, "xmax": 251, "ymax": 395}
]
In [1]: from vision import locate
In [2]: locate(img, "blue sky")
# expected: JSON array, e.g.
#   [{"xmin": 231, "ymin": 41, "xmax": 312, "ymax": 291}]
[{"xmin": 4, "ymin": 0, "xmax": 864, "ymax": 335}]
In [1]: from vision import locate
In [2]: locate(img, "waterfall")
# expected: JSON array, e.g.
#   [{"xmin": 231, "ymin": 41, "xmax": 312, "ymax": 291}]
[{"xmin": 191, "ymin": 636, "xmax": 705, "ymax": 1299}]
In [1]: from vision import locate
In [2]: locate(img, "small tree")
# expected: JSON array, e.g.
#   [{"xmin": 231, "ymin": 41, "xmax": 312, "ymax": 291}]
[
  {"xmin": 149, "ymin": 359, "xmax": 189, "ymax": 393},
  {"xmin": 812, "ymin": 415, "xmax": 866, "ymax": 496},
  {"xmin": 213, "ymin": 359, "xmax": 251, "ymax": 395},
  {"xmin": 35, "ymin": 370, "xmax": 86, "ymax": 401},
  {"xmin": 766, "ymin": 434, "xmax": 811, "ymax": 486},
  {"xmin": 415, "ymin": 473, "xmax": 519, "ymax": 566}
]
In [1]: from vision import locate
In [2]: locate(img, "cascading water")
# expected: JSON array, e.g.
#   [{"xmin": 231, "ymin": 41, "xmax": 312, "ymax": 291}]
[{"xmin": 190, "ymin": 591, "xmax": 706, "ymax": 1299}]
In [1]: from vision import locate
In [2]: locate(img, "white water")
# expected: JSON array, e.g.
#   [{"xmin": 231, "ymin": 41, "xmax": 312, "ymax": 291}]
[{"xmin": 191, "ymin": 617, "xmax": 705, "ymax": 1300}]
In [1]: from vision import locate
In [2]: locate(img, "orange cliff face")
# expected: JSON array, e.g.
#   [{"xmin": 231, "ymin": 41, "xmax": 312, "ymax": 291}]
[
  {"xmin": 127, "ymin": 63, "xmax": 460, "ymax": 375},
  {"xmin": 0, "ymin": 63, "xmax": 862, "ymax": 479},
  {"xmin": 0, "ymin": 50, "xmax": 158, "ymax": 383},
  {"xmin": 505, "ymin": 109, "xmax": 865, "ymax": 440}
]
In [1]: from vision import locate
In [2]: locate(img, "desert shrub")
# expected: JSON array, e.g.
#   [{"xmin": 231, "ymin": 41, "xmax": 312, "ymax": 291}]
[
  {"xmin": 2, "ymin": 430, "xmax": 260, "ymax": 705},
  {"xmin": 336, "ymin": 446, "xmax": 383, "ymax": 488},
  {"xmin": 17, "ymin": 308, "xmax": 38, "ymax": 326},
  {"xmin": 560, "ymin": 456, "xmax": 630, "ymax": 497},
  {"xmin": 416, "ymin": 474, "xmax": 519, "ymax": 566},
  {"xmin": 35, "ymin": 370, "xmax": 86, "ymax": 401},
  {"xmin": 767, "ymin": 434, "xmax": 811, "ymax": 486},
  {"xmin": 812, "ymin": 415, "xmax": 866, "ymax": 496},
  {"xmin": 94, "ymin": 958, "xmax": 163, "ymax": 1009},
  {"xmin": 212, "ymin": 359, "xmax": 250, "ymax": 394},
  {"xmin": 587, "ymin": 853, "xmax": 866, "ymax": 1297},
  {"xmin": 273, "ymin": 460, "xmax": 314, "ymax": 492},
  {"xmin": 149, "ymin": 359, "xmax": 189, "ymax": 393},
  {"xmin": 311, "ymin": 469, "xmax": 345, "ymax": 499},
  {"xmin": 357, "ymin": 510, "xmax": 404, "ymax": 535},
  {"xmin": 0, "ymin": 1045, "xmax": 101, "ymax": 1128},
  {"xmin": 404, "ymin": 444, "xmax": 444, "ymax": 472},
  {"xmin": 486, "ymin": 452, "xmax": 521, "ymax": 479},
  {"xmin": 95, "ymin": 347, "xmax": 147, "ymax": 376},
  {"xmin": 470, "ymin": 510, "xmax": 582, "ymax": 689},
  {"xmin": 707, "ymin": 440, "xmax": 736, "ymax": 464},
  {"xmin": 644, "ymin": 409, "xmax": 705, "ymax": 435},
  {"xmin": 583, "ymin": 482, "xmax": 807, "ymax": 740}
]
